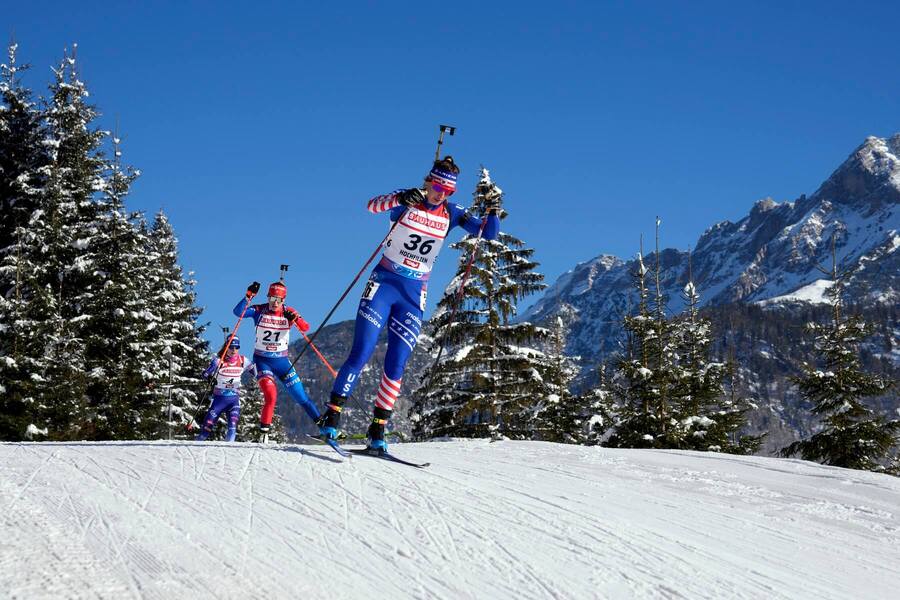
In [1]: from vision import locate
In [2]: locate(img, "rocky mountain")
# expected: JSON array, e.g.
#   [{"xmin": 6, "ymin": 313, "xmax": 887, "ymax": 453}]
[
  {"xmin": 524, "ymin": 134, "xmax": 900, "ymax": 356},
  {"xmin": 520, "ymin": 134, "xmax": 900, "ymax": 453}
]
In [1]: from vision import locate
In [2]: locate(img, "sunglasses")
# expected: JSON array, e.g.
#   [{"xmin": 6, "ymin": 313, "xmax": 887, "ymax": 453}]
[
  {"xmin": 268, "ymin": 296, "xmax": 284, "ymax": 303},
  {"xmin": 430, "ymin": 182, "xmax": 455, "ymax": 195}
]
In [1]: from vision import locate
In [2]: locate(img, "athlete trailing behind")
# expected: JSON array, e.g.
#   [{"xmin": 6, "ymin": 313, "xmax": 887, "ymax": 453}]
[
  {"xmin": 197, "ymin": 336, "xmax": 256, "ymax": 442},
  {"xmin": 234, "ymin": 281, "xmax": 320, "ymax": 442},
  {"xmin": 317, "ymin": 156, "xmax": 500, "ymax": 452}
]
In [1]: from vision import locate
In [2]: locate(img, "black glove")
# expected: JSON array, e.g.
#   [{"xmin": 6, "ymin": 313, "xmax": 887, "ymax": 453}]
[
  {"xmin": 283, "ymin": 307, "xmax": 298, "ymax": 322},
  {"xmin": 397, "ymin": 188, "xmax": 425, "ymax": 208},
  {"xmin": 247, "ymin": 281, "xmax": 260, "ymax": 298}
]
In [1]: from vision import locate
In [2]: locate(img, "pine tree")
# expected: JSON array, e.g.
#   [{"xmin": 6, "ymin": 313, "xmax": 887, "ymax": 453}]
[
  {"xmin": 669, "ymin": 263, "xmax": 761, "ymax": 454},
  {"xmin": 781, "ymin": 244, "xmax": 899, "ymax": 471},
  {"xmin": 530, "ymin": 317, "xmax": 585, "ymax": 443},
  {"xmin": 608, "ymin": 223, "xmax": 679, "ymax": 449},
  {"xmin": 580, "ymin": 364, "xmax": 616, "ymax": 445},
  {"xmin": 410, "ymin": 167, "xmax": 548, "ymax": 440},
  {"xmin": 0, "ymin": 41, "xmax": 48, "ymax": 253},
  {"xmin": 79, "ymin": 132, "xmax": 161, "ymax": 438},
  {"xmin": 0, "ymin": 41, "xmax": 51, "ymax": 439},
  {"xmin": 2, "ymin": 46, "xmax": 109, "ymax": 439},
  {"xmin": 140, "ymin": 212, "xmax": 209, "ymax": 438},
  {"xmin": 1, "ymin": 45, "xmax": 210, "ymax": 442}
]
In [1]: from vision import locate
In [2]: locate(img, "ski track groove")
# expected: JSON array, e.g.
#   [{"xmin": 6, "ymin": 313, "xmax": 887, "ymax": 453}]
[
  {"xmin": 57, "ymin": 450, "xmax": 238, "ymax": 578},
  {"xmin": 7, "ymin": 448, "xmax": 56, "ymax": 512},
  {"xmin": 432, "ymin": 449, "xmax": 784, "ymax": 599},
  {"xmin": 395, "ymin": 466, "xmax": 461, "ymax": 564},
  {"xmin": 140, "ymin": 460, "xmax": 163, "ymax": 513},
  {"xmin": 238, "ymin": 446, "xmax": 257, "ymax": 578},
  {"xmin": 5, "ymin": 441, "xmax": 900, "ymax": 599}
]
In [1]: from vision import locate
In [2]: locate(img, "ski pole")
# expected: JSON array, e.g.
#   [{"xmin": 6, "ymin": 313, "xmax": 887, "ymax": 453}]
[
  {"xmin": 187, "ymin": 293, "xmax": 255, "ymax": 431},
  {"xmin": 286, "ymin": 225, "xmax": 399, "ymax": 371},
  {"xmin": 293, "ymin": 321, "xmax": 337, "ymax": 377}
]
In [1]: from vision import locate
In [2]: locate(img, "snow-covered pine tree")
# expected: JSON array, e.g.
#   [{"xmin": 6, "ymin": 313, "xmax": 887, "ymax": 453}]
[
  {"xmin": 0, "ymin": 41, "xmax": 48, "ymax": 254},
  {"xmin": 0, "ymin": 41, "xmax": 52, "ymax": 440},
  {"xmin": 669, "ymin": 263, "xmax": 761, "ymax": 454},
  {"xmin": 410, "ymin": 167, "xmax": 548, "ymax": 440},
  {"xmin": 141, "ymin": 212, "xmax": 209, "ymax": 437},
  {"xmin": 781, "ymin": 245, "xmax": 899, "ymax": 472},
  {"xmin": 579, "ymin": 363, "xmax": 615, "ymax": 445},
  {"xmin": 6, "ymin": 46, "xmax": 110, "ymax": 439},
  {"xmin": 78, "ymin": 132, "xmax": 164, "ymax": 438},
  {"xmin": 607, "ymin": 223, "xmax": 679, "ymax": 449},
  {"xmin": 530, "ymin": 317, "xmax": 584, "ymax": 443}
]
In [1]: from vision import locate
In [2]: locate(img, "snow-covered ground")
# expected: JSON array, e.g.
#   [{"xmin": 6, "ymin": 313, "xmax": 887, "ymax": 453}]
[{"xmin": 2, "ymin": 440, "xmax": 899, "ymax": 599}]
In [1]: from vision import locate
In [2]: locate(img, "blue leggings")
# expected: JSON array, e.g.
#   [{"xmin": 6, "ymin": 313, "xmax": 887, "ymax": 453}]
[
  {"xmin": 254, "ymin": 355, "xmax": 320, "ymax": 421},
  {"xmin": 333, "ymin": 269, "xmax": 424, "ymax": 399},
  {"xmin": 197, "ymin": 395, "xmax": 241, "ymax": 442}
]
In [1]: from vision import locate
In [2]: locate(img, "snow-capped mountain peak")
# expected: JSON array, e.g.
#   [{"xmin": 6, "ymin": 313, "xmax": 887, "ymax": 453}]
[{"xmin": 525, "ymin": 134, "xmax": 900, "ymax": 358}]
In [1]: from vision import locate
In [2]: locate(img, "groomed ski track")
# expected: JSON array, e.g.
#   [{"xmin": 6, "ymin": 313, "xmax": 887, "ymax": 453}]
[{"xmin": 2, "ymin": 440, "xmax": 899, "ymax": 599}]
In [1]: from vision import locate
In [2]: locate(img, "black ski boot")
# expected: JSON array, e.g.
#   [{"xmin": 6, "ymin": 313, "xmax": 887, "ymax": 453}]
[
  {"xmin": 316, "ymin": 393, "xmax": 346, "ymax": 440},
  {"xmin": 366, "ymin": 407, "xmax": 392, "ymax": 453}
]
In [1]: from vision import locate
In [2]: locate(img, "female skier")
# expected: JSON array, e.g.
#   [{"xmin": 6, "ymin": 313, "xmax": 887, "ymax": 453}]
[
  {"xmin": 317, "ymin": 156, "xmax": 500, "ymax": 451},
  {"xmin": 233, "ymin": 281, "xmax": 320, "ymax": 442},
  {"xmin": 197, "ymin": 335, "xmax": 256, "ymax": 442}
]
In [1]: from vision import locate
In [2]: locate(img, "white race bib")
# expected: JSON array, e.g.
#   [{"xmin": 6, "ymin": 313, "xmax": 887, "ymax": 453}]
[
  {"xmin": 215, "ymin": 357, "xmax": 245, "ymax": 391},
  {"xmin": 382, "ymin": 206, "xmax": 450, "ymax": 276},
  {"xmin": 255, "ymin": 313, "xmax": 290, "ymax": 353}
]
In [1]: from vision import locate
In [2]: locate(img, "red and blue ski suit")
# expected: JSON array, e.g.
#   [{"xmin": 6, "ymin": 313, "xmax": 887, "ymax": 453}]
[
  {"xmin": 232, "ymin": 299, "xmax": 320, "ymax": 427},
  {"xmin": 331, "ymin": 190, "xmax": 499, "ymax": 412}
]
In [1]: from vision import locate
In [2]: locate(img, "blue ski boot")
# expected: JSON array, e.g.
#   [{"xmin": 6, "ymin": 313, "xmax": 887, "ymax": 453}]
[
  {"xmin": 317, "ymin": 393, "xmax": 346, "ymax": 440},
  {"xmin": 366, "ymin": 408, "xmax": 392, "ymax": 452}
]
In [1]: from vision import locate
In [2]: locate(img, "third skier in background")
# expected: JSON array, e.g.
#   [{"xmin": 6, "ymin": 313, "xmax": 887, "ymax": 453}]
[{"xmin": 317, "ymin": 156, "xmax": 500, "ymax": 451}]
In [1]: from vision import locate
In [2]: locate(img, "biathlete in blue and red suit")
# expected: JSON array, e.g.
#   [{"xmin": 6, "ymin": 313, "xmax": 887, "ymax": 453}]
[
  {"xmin": 197, "ymin": 335, "xmax": 256, "ymax": 442},
  {"xmin": 317, "ymin": 155, "xmax": 500, "ymax": 450},
  {"xmin": 233, "ymin": 281, "xmax": 320, "ymax": 440}
]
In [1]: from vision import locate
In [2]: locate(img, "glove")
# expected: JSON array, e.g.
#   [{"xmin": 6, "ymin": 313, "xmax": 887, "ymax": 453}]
[
  {"xmin": 284, "ymin": 308, "xmax": 311, "ymax": 332},
  {"xmin": 246, "ymin": 281, "xmax": 260, "ymax": 299},
  {"xmin": 397, "ymin": 188, "xmax": 425, "ymax": 208}
]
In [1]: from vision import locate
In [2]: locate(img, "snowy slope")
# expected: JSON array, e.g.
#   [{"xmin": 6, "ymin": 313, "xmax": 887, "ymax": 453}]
[
  {"xmin": 757, "ymin": 279, "xmax": 835, "ymax": 306},
  {"xmin": 2, "ymin": 440, "xmax": 899, "ymax": 599}
]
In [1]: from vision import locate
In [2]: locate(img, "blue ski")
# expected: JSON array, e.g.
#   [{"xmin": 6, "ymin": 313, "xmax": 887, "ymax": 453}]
[{"xmin": 305, "ymin": 434, "xmax": 351, "ymax": 458}]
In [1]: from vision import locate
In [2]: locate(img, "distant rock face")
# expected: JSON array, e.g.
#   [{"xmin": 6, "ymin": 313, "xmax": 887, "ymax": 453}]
[
  {"xmin": 523, "ymin": 134, "xmax": 900, "ymax": 361},
  {"xmin": 515, "ymin": 134, "xmax": 900, "ymax": 454}
]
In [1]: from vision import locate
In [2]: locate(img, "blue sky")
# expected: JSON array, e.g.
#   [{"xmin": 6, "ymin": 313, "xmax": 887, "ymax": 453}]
[{"xmin": 6, "ymin": 1, "xmax": 900, "ymax": 342}]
